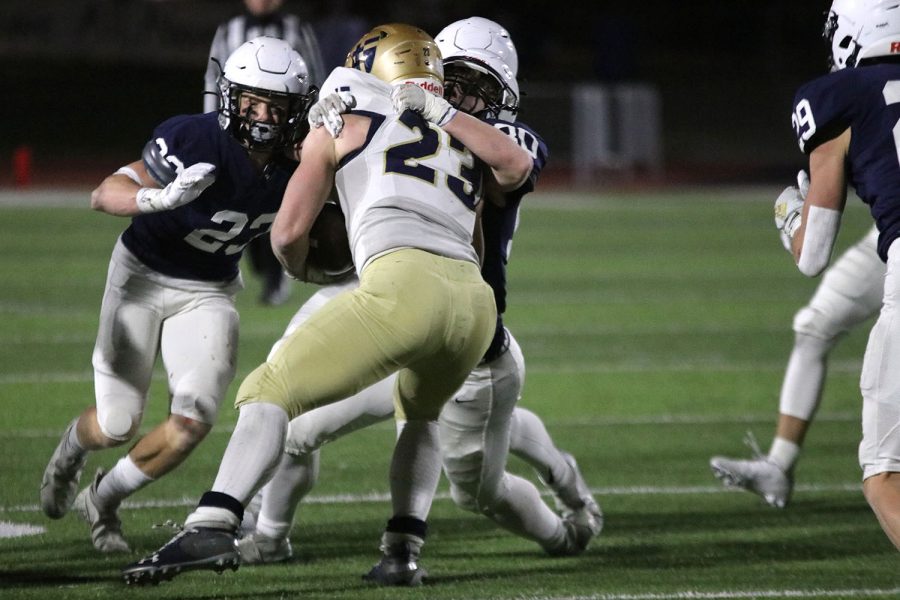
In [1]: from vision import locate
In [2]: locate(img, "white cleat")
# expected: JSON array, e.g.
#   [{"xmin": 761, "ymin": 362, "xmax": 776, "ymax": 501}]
[
  {"xmin": 236, "ymin": 531, "xmax": 293, "ymax": 565},
  {"xmin": 555, "ymin": 451, "xmax": 604, "ymax": 534},
  {"xmin": 73, "ymin": 468, "xmax": 131, "ymax": 553},
  {"xmin": 40, "ymin": 418, "xmax": 87, "ymax": 519},
  {"xmin": 710, "ymin": 455, "xmax": 793, "ymax": 509}
]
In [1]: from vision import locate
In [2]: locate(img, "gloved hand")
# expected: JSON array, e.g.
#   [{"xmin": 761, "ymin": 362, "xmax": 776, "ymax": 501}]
[
  {"xmin": 307, "ymin": 91, "xmax": 357, "ymax": 138},
  {"xmin": 774, "ymin": 169, "xmax": 808, "ymax": 252},
  {"xmin": 390, "ymin": 83, "xmax": 457, "ymax": 127},
  {"xmin": 135, "ymin": 162, "xmax": 216, "ymax": 213}
]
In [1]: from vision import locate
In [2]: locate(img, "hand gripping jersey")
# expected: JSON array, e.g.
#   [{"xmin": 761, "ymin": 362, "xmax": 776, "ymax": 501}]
[
  {"xmin": 320, "ymin": 67, "xmax": 482, "ymax": 271},
  {"xmin": 791, "ymin": 63, "xmax": 900, "ymax": 261},
  {"xmin": 480, "ymin": 117, "xmax": 548, "ymax": 360},
  {"xmin": 121, "ymin": 113, "xmax": 293, "ymax": 282}
]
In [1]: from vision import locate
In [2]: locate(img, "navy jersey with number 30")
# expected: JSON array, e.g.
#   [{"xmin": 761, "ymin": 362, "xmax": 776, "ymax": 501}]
[
  {"xmin": 792, "ymin": 63, "xmax": 900, "ymax": 260},
  {"xmin": 480, "ymin": 118, "xmax": 549, "ymax": 359},
  {"xmin": 121, "ymin": 113, "xmax": 292, "ymax": 281}
]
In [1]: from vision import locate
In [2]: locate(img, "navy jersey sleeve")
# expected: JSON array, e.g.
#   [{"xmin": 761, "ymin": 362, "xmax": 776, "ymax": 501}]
[
  {"xmin": 145, "ymin": 114, "xmax": 221, "ymax": 181},
  {"xmin": 790, "ymin": 65, "xmax": 900, "ymax": 261},
  {"xmin": 486, "ymin": 118, "xmax": 549, "ymax": 196},
  {"xmin": 791, "ymin": 70, "xmax": 856, "ymax": 154}
]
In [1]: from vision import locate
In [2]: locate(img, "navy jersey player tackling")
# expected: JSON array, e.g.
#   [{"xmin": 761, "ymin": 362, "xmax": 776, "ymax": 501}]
[
  {"xmin": 38, "ymin": 36, "xmax": 315, "ymax": 554},
  {"xmin": 774, "ymin": 0, "xmax": 900, "ymax": 550},
  {"xmin": 235, "ymin": 18, "xmax": 602, "ymax": 584}
]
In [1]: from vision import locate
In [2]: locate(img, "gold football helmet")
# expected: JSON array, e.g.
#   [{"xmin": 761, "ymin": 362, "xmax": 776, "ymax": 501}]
[{"xmin": 345, "ymin": 23, "xmax": 444, "ymax": 90}]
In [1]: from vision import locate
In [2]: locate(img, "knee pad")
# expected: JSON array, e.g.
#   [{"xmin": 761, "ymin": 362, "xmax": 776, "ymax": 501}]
[
  {"xmin": 97, "ymin": 405, "xmax": 134, "ymax": 442},
  {"xmin": 792, "ymin": 305, "xmax": 842, "ymax": 345}
]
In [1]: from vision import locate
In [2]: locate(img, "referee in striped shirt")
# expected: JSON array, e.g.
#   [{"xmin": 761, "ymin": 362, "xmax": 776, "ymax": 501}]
[{"xmin": 204, "ymin": 0, "xmax": 326, "ymax": 305}]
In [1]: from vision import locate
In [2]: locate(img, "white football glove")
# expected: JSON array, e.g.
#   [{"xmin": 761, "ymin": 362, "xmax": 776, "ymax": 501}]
[
  {"xmin": 390, "ymin": 83, "xmax": 457, "ymax": 127},
  {"xmin": 307, "ymin": 91, "xmax": 357, "ymax": 138},
  {"xmin": 774, "ymin": 169, "xmax": 808, "ymax": 252},
  {"xmin": 135, "ymin": 162, "xmax": 216, "ymax": 213}
]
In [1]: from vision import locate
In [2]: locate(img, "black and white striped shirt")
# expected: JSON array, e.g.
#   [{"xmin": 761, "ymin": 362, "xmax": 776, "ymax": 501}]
[{"xmin": 203, "ymin": 11, "xmax": 326, "ymax": 113}]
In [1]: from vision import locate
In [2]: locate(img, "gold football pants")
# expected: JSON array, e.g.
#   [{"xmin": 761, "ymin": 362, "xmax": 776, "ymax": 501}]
[{"xmin": 236, "ymin": 248, "xmax": 496, "ymax": 421}]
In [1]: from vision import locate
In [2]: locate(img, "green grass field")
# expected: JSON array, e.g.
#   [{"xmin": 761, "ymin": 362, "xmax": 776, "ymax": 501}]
[{"xmin": 0, "ymin": 187, "xmax": 896, "ymax": 600}]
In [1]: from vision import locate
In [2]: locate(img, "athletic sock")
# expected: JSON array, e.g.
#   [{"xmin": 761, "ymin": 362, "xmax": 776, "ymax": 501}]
[
  {"xmin": 95, "ymin": 455, "xmax": 153, "ymax": 511},
  {"xmin": 768, "ymin": 437, "xmax": 800, "ymax": 472}
]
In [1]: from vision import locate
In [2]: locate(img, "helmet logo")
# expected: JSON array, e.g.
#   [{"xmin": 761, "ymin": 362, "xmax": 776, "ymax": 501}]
[
  {"xmin": 893, "ymin": 41, "xmax": 900, "ymax": 53},
  {"xmin": 349, "ymin": 32, "xmax": 387, "ymax": 73}
]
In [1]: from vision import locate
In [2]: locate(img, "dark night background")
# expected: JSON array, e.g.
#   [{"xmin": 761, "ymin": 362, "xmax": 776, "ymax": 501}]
[{"xmin": 1, "ymin": 1, "xmax": 834, "ymax": 185}]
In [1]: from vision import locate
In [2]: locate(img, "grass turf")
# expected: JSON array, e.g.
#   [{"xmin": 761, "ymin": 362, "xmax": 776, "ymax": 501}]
[{"xmin": 0, "ymin": 187, "xmax": 896, "ymax": 600}]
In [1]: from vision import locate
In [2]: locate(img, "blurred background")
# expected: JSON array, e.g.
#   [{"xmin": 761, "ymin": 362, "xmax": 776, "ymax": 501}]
[{"xmin": 2, "ymin": 0, "xmax": 831, "ymax": 188}]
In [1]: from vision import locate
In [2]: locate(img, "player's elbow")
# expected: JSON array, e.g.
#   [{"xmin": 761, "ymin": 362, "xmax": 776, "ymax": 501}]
[
  {"xmin": 90, "ymin": 183, "xmax": 111, "ymax": 212},
  {"xmin": 270, "ymin": 221, "xmax": 297, "ymax": 256},
  {"xmin": 797, "ymin": 255, "xmax": 829, "ymax": 277},
  {"xmin": 494, "ymin": 151, "xmax": 533, "ymax": 192}
]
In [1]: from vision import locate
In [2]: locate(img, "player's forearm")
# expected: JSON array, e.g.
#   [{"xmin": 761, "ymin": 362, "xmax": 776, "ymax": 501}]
[
  {"xmin": 442, "ymin": 112, "xmax": 532, "ymax": 191},
  {"xmin": 90, "ymin": 173, "xmax": 144, "ymax": 217}
]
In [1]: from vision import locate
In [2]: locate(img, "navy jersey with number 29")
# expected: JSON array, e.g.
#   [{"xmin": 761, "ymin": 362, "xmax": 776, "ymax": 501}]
[
  {"xmin": 121, "ymin": 112, "xmax": 292, "ymax": 282},
  {"xmin": 792, "ymin": 63, "xmax": 900, "ymax": 261}
]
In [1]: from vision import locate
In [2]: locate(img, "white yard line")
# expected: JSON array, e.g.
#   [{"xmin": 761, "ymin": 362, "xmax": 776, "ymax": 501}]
[
  {"xmin": 0, "ymin": 411, "xmax": 859, "ymax": 439},
  {"xmin": 0, "ymin": 482, "xmax": 862, "ymax": 515}
]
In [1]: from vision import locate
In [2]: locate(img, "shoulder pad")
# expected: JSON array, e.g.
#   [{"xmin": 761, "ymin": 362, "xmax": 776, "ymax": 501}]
[{"xmin": 142, "ymin": 138, "xmax": 179, "ymax": 187}]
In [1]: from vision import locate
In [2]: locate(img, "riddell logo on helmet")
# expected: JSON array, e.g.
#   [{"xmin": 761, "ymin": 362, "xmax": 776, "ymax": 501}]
[
  {"xmin": 892, "ymin": 41, "xmax": 900, "ymax": 53},
  {"xmin": 403, "ymin": 79, "xmax": 444, "ymax": 96}
]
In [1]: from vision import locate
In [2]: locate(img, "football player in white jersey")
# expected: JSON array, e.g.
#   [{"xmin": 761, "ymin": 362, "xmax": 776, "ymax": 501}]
[
  {"xmin": 235, "ymin": 17, "xmax": 602, "ymax": 583},
  {"xmin": 710, "ymin": 225, "xmax": 883, "ymax": 507},
  {"xmin": 753, "ymin": 0, "xmax": 900, "ymax": 549},
  {"xmin": 122, "ymin": 23, "xmax": 534, "ymax": 585},
  {"xmin": 38, "ymin": 37, "xmax": 316, "ymax": 554}
]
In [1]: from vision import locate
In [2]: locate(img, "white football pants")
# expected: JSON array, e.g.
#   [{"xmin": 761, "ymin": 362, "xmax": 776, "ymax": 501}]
[
  {"xmin": 781, "ymin": 226, "xmax": 883, "ymax": 420},
  {"xmin": 92, "ymin": 239, "xmax": 240, "ymax": 439}
]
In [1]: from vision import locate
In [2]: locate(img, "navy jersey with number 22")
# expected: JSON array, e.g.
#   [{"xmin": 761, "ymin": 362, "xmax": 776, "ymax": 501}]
[
  {"xmin": 792, "ymin": 63, "xmax": 900, "ymax": 261},
  {"xmin": 121, "ymin": 113, "xmax": 292, "ymax": 282}
]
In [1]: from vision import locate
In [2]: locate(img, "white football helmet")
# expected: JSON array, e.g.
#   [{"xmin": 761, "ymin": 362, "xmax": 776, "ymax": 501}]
[
  {"xmin": 435, "ymin": 16, "xmax": 518, "ymax": 75},
  {"xmin": 435, "ymin": 17, "xmax": 519, "ymax": 121},
  {"xmin": 218, "ymin": 36, "xmax": 317, "ymax": 151},
  {"xmin": 825, "ymin": 0, "xmax": 900, "ymax": 70}
]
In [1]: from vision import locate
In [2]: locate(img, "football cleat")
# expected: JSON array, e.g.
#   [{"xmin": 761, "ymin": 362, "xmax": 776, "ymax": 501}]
[
  {"xmin": 236, "ymin": 531, "xmax": 293, "ymax": 565},
  {"xmin": 73, "ymin": 468, "xmax": 130, "ymax": 553},
  {"xmin": 362, "ymin": 541, "xmax": 428, "ymax": 587},
  {"xmin": 121, "ymin": 526, "xmax": 239, "ymax": 586},
  {"xmin": 40, "ymin": 418, "xmax": 87, "ymax": 519},
  {"xmin": 544, "ymin": 499, "xmax": 603, "ymax": 557},
  {"xmin": 546, "ymin": 451, "xmax": 604, "ymax": 533},
  {"xmin": 710, "ymin": 455, "xmax": 793, "ymax": 509}
]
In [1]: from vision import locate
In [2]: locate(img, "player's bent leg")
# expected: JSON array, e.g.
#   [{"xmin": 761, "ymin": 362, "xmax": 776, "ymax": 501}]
[
  {"xmin": 509, "ymin": 407, "xmax": 603, "ymax": 523},
  {"xmin": 123, "ymin": 402, "xmax": 288, "ymax": 585},
  {"xmin": 129, "ymin": 415, "xmax": 213, "ymax": 478},
  {"xmin": 863, "ymin": 472, "xmax": 900, "ymax": 550},
  {"xmin": 237, "ymin": 451, "xmax": 316, "ymax": 564}
]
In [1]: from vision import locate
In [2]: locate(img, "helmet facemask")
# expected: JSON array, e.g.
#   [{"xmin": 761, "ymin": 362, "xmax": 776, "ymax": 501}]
[
  {"xmin": 443, "ymin": 60, "xmax": 518, "ymax": 120},
  {"xmin": 218, "ymin": 79, "xmax": 315, "ymax": 152}
]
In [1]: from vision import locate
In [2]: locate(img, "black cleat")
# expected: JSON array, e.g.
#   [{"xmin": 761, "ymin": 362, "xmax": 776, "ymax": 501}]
[{"xmin": 121, "ymin": 526, "xmax": 239, "ymax": 586}]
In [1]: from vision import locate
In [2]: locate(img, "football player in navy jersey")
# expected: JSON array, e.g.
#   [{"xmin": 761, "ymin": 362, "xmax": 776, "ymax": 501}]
[
  {"xmin": 771, "ymin": 0, "xmax": 900, "ymax": 550},
  {"xmin": 234, "ymin": 18, "xmax": 602, "ymax": 584},
  {"xmin": 38, "ymin": 36, "xmax": 316, "ymax": 554}
]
